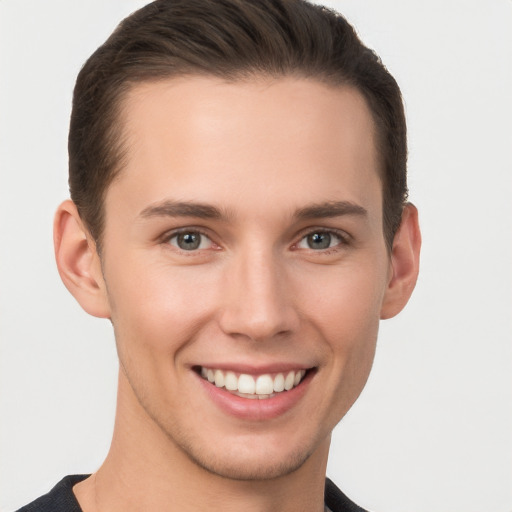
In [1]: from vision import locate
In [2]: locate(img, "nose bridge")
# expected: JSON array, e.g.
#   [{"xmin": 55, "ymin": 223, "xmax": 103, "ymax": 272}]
[{"xmin": 219, "ymin": 243, "xmax": 297, "ymax": 341}]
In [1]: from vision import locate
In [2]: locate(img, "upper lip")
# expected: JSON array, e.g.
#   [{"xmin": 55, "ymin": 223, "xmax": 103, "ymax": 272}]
[{"xmin": 192, "ymin": 362, "xmax": 314, "ymax": 375}]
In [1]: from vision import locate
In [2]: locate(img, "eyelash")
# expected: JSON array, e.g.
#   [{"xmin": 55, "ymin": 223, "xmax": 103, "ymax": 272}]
[
  {"xmin": 161, "ymin": 227, "xmax": 351, "ymax": 254},
  {"xmin": 162, "ymin": 228, "xmax": 217, "ymax": 253},
  {"xmin": 293, "ymin": 228, "xmax": 351, "ymax": 253}
]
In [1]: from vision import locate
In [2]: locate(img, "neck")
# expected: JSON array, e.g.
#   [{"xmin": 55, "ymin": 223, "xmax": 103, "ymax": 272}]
[{"xmin": 74, "ymin": 371, "xmax": 330, "ymax": 512}]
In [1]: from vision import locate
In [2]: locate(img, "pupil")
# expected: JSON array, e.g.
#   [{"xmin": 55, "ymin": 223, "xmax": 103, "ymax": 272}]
[
  {"xmin": 178, "ymin": 232, "xmax": 200, "ymax": 250},
  {"xmin": 308, "ymin": 232, "xmax": 331, "ymax": 249}
]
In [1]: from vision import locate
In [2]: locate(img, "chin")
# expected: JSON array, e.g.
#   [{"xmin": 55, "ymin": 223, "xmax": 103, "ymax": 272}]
[
  {"xmin": 180, "ymin": 439, "xmax": 317, "ymax": 481},
  {"xmin": 157, "ymin": 416, "xmax": 324, "ymax": 482}
]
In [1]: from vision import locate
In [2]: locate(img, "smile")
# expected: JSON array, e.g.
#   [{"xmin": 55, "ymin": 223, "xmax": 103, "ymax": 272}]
[{"xmin": 198, "ymin": 366, "xmax": 308, "ymax": 399}]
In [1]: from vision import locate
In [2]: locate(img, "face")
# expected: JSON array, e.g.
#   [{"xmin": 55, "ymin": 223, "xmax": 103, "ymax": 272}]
[{"xmin": 99, "ymin": 76, "xmax": 391, "ymax": 480}]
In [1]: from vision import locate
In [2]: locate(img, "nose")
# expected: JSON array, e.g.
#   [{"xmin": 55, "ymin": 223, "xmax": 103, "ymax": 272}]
[{"xmin": 218, "ymin": 248, "xmax": 300, "ymax": 342}]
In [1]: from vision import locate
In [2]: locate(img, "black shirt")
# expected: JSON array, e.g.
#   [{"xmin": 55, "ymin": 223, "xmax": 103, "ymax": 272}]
[{"xmin": 16, "ymin": 474, "xmax": 369, "ymax": 512}]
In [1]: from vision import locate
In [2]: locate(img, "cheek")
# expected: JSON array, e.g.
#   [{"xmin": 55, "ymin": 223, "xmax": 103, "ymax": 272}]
[
  {"xmin": 297, "ymin": 259, "xmax": 387, "ymax": 355},
  {"xmin": 298, "ymin": 263, "xmax": 386, "ymax": 418},
  {"xmin": 304, "ymin": 257, "xmax": 387, "ymax": 310},
  {"xmin": 105, "ymin": 256, "xmax": 220, "ymax": 355}
]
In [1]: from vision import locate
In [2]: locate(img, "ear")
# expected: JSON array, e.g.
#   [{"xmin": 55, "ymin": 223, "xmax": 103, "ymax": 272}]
[
  {"xmin": 380, "ymin": 203, "xmax": 421, "ymax": 319},
  {"xmin": 53, "ymin": 200, "xmax": 111, "ymax": 318}
]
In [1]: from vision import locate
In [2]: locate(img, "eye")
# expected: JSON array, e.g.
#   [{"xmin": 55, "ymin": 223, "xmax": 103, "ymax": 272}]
[
  {"xmin": 168, "ymin": 231, "xmax": 213, "ymax": 251},
  {"xmin": 296, "ymin": 231, "xmax": 345, "ymax": 250}
]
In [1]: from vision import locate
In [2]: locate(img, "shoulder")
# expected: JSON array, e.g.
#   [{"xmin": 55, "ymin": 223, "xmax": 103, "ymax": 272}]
[
  {"xmin": 17, "ymin": 475, "xmax": 366, "ymax": 512},
  {"xmin": 15, "ymin": 475, "xmax": 89, "ymax": 512},
  {"xmin": 325, "ymin": 478, "xmax": 371, "ymax": 512}
]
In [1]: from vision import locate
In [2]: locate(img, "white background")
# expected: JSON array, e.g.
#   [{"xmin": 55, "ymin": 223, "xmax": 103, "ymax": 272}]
[{"xmin": 1, "ymin": 1, "xmax": 511, "ymax": 511}]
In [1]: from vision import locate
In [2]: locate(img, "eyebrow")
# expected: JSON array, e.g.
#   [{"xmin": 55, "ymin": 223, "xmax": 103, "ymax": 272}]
[
  {"xmin": 139, "ymin": 199, "xmax": 367, "ymax": 221},
  {"xmin": 139, "ymin": 200, "xmax": 228, "ymax": 220},
  {"xmin": 294, "ymin": 200, "xmax": 368, "ymax": 220}
]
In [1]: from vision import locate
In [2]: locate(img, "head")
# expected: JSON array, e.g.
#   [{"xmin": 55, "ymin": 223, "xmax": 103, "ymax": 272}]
[
  {"xmin": 55, "ymin": 0, "xmax": 420, "ymax": 484},
  {"xmin": 69, "ymin": 0, "xmax": 407, "ymax": 253}
]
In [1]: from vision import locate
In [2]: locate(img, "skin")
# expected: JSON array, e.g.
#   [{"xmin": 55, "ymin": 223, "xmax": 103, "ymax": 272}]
[{"xmin": 54, "ymin": 76, "xmax": 421, "ymax": 512}]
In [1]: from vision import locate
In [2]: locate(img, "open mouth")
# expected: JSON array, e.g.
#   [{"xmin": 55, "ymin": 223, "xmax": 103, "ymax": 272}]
[{"xmin": 194, "ymin": 366, "xmax": 311, "ymax": 400}]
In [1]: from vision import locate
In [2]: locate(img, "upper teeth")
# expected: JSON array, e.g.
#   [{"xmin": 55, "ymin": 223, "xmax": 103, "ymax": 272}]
[{"xmin": 200, "ymin": 367, "xmax": 306, "ymax": 396}]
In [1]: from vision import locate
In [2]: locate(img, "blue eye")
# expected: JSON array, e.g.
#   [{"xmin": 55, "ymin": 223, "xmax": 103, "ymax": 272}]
[
  {"xmin": 169, "ymin": 231, "xmax": 213, "ymax": 251},
  {"xmin": 297, "ymin": 231, "xmax": 344, "ymax": 250}
]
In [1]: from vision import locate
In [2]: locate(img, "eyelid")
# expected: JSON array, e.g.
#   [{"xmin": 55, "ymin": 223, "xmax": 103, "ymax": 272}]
[
  {"xmin": 292, "ymin": 227, "xmax": 352, "ymax": 250},
  {"xmin": 160, "ymin": 227, "xmax": 219, "ymax": 251},
  {"xmin": 158, "ymin": 225, "xmax": 351, "ymax": 252}
]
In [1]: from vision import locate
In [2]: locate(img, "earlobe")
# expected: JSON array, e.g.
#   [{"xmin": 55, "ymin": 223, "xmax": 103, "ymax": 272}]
[
  {"xmin": 53, "ymin": 200, "xmax": 111, "ymax": 319},
  {"xmin": 380, "ymin": 203, "xmax": 421, "ymax": 320}
]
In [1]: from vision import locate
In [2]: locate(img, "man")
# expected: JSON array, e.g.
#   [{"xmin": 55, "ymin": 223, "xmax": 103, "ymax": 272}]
[{"xmin": 18, "ymin": 1, "xmax": 420, "ymax": 511}]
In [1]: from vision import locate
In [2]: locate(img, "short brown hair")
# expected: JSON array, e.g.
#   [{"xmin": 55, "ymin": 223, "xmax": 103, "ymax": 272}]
[{"xmin": 69, "ymin": 0, "xmax": 407, "ymax": 250}]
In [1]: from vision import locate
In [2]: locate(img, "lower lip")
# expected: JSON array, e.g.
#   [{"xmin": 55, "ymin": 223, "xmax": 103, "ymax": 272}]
[{"xmin": 196, "ymin": 371, "xmax": 313, "ymax": 421}]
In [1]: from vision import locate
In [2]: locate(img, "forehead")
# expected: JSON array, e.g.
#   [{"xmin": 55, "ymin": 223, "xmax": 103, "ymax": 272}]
[{"xmin": 108, "ymin": 76, "xmax": 381, "ymax": 223}]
